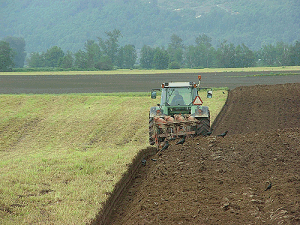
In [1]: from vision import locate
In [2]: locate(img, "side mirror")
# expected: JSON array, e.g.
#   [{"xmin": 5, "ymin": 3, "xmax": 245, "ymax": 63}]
[
  {"xmin": 151, "ymin": 91, "xmax": 157, "ymax": 99},
  {"xmin": 207, "ymin": 90, "xmax": 213, "ymax": 98}
]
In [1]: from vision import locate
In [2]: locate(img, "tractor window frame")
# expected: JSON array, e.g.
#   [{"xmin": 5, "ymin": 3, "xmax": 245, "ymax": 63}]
[{"xmin": 161, "ymin": 87, "xmax": 197, "ymax": 106}]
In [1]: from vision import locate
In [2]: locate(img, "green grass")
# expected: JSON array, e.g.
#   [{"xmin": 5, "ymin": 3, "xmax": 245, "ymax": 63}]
[
  {"xmin": 0, "ymin": 90, "xmax": 227, "ymax": 224},
  {"xmin": 1, "ymin": 66, "xmax": 300, "ymax": 75}
]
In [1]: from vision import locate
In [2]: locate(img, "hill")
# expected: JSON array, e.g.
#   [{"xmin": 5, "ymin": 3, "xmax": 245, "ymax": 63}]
[{"xmin": 0, "ymin": 0, "xmax": 299, "ymax": 53}]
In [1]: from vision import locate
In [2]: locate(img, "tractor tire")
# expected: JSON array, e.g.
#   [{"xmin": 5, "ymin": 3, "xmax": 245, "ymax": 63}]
[
  {"xmin": 149, "ymin": 117, "xmax": 155, "ymax": 145},
  {"xmin": 195, "ymin": 117, "xmax": 210, "ymax": 136}
]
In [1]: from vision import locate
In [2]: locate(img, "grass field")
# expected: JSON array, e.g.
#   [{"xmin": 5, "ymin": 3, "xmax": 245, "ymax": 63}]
[
  {"xmin": 0, "ymin": 90, "xmax": 227, "ymax": 224},
  {"xmin": 1, "ymin": 66, "xmax": 300, "ymax": 76}
]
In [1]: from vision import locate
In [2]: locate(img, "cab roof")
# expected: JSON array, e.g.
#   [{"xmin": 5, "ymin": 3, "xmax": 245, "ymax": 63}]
[{"xmin": 162, "ymin": 82, "xmax": 196, "ymax": 88}]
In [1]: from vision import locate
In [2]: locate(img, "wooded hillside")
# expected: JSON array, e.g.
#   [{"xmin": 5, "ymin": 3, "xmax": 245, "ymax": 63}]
[{"xmin": 0, "ymin": 0, "xmax": 299, "ymax": 53}]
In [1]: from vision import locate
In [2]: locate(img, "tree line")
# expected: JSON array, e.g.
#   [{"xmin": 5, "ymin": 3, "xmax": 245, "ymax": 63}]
[{"xmin": 1, "ymin": 30, "xmax": 300, "ymax": 72}]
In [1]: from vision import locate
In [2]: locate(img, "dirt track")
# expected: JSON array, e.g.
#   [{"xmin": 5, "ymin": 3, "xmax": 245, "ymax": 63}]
[{"xmin": 107, "ymin": 83, "xmax": 300, "ymax": 224}]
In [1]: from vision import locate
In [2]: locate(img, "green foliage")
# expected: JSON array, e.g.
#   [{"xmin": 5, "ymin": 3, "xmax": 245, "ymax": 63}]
[
  {"xmin": 118, "ymin": 44, "xmax": 137, "ymax": 69},
  {"xmin": 153, "ymin": 47, "xmax": 169, "ymax": 70},
  {"xmin": 98, "ymin": 29, "xmax": 122, "ymax": 66},
  {"xmin": 168, "ymin": 61, "xmax": 181, "ymax": 69},
  {"xmin": 216, "ymin": 41, "xmax": 236, "ymax": 68},
  {"xmin": 140, "ymin": 45, "xmax": 154, "ymax": 69},
  {"xmin": 27, "ymin": 52, "xmax": 45, "ymax": 68},
  {"xmin": 195, "ymin": 34, "xmax": 212, "ymax": 49},
  {"xmin": 214, "ymin": 41, "xmax": 256, "ymax": 68},
  {"xmin": 44, "ymin": 46, "xmax": 64, "ymax": 67},
  {"xmin": 74, "ymin": 50, "xmax": 88, "ymax": 69},
  {"xmin": 94, "ymin": 56, "xmax": 113, "ymax": 70},
  {"xmin": 23, "ymin": 26, "xmax": 300, "ymax": 71},
  {"xmin": 0, "ymin": 41, "xmax": 14, "ymax": 71},
  {"xmin": 290, "ymin": 41, "xmax": 300, "ymax": 66},
  {"xmin": 27, "ymin": 46, "xmax": 65, "ymax": 68},
  {"xmin": 140, "ymin": 45, "xmax": 155, "ymax": 69},
  {"xmin": 257, "ymin": 41, "xmax": 300, "ymax": 67},
  {"xmin": 59, "ymin": 51, "xmax": 74, "ymax": 69},
  {"xmin": 84, "ymin": 40, "xmax": 101, "ymax": 69},
  {"xmin": 167, "ymin": 34, "xmax": 184, "ymax": 66},
  {"xmin": 2, "ymin": 37, "xmax": 26, "ymax": 68},
  {"xmin": 259, "ymin": 44, "xmax": 278, "ymax": 66},
  {"xmin": 234, "ymin": 44, "xmax": 256, "ymax": 67},
  {"xmin": 25, "ymin": 31, "xmax": 300, "ymax": 71},
  {"xmin": 184, "ymin": 34, "xmax": 216, "ymax": 68}
]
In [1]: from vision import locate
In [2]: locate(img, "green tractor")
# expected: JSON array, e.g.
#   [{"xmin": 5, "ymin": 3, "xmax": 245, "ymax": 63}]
[{"xmin": 149, "ymin": 76, "xmax": 212, "ymax": 148}]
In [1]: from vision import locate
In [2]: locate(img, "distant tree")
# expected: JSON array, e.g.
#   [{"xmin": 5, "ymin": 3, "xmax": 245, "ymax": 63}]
[
  {"xmin": 206, "ymin": 47, "xmax": 217, "ymax": 67},
  {"xmin": 2, "ymin": 37, "xmax": 26, "ymax": 68},
  {"xmin": 140, "ymin": 45, "xmax": 155, "ymax": 69},
  {"xmin": 168, "ymin": 61, "xmax": 180, "ymax": 69},
  {"xmin": 84, "ymin": 40, "xmax": 101, "ymax": 69},
  {"xmin": 59, "ymin": 51, "xmax": 74, "ymax": 69},
  {"xmin": 259, "ymin": 44, "xmax": 277, "ymax": 66},
  {"xmin": 167, "ymin": 34, "xmax": 184, "ymax": 67},
  {"xmin": 0, "ymin": 41, "xmax": 14, "ymax": 71},
  {"xmin": 195, "ymin": 34, "xmax": 212, "ymax": 49},
  {"xmin": 234, "ymin": 44, "xmax": 256, "ymax": 67},
  {"xmin": 258, "ymin": 41, "xmax": 300, "ymax": 67},
  {"xmin": 44, "ymin": 46, "xmax": 64, "ymax": 67},
  {"xmin": 184, "ymin": 34, "xmax": 215, "ymax": 68},
  {"xmin": 195, "ymin": 34, "xmax": 215, "ymax": 68},
  {"xmin": 153, "ymin": 47, "xmax": 169, "ymax": 70},
  {"xmin": 289, "ymin": 41, "xmax": 300, "ymax": 66},
  {"xmin": 184, "ymin": 45, "xmax": 196, "ymax": 68},
  {"xmin": 98, "ymin": 29, "xmax": 122, "ymax": 66},
  {"xmin": 118, "ymin": 44, "xmax": 137, "ymax": 69},
  {"xmin": 195, "ymin": 44, "xmax": 207, "ymax": 68},
  {"xmin": 234, "ymin": 45, "xmax": 245, "ymax": 68},
  {"xmin": 74, "ymin": 50, "xmax": 88, "ymax": 69},
  {"xmin": 275, "ymin": 42, "xmax": 292, "ymax": 66},
  {"xmin": 216, "ymin": 41, "xmax": 236, "ymax": 68},
  {"xmin": 27, "ymin": 52, "xmax": 45, "ymax": 68},
  {"xmin": 117, "ymin": 47, "xmax": 124, "ymax": 68},
  {"xmin": 184, "ymin": 46, "xmax": 216, "ymax": 68},
  {"xmin": 94, "ymin": 56, "xmax": 113, "ymax": 70},
  {"xmin": 184, "ymin": 45, "xmax": 203, "ymax": 68}
]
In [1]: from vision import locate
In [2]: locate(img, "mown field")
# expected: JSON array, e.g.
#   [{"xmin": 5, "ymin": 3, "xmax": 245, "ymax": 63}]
[{"xmin": 0, "ymin": 90, "xmax": 227, "ymax": 224}]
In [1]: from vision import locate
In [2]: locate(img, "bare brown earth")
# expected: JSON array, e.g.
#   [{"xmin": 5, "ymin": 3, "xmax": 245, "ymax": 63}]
[{"xmin": 106, "ymin": 83, "xmax": 300, "ymax": 225}]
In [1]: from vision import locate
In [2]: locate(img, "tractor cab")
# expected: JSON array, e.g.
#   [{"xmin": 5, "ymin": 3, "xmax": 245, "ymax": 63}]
[
  {"xmin": 160, "ymin": 82, "xmax": 198, "ymax": 106},
  {"xmin": 150, "ymin": 76, "xmax": 212, "ymax": 117}
]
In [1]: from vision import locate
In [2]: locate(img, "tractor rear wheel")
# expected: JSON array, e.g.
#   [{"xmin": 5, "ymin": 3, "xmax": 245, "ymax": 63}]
[{"xmin": 195, "ymin": 117, "xmax": 210, "ymax": 136}]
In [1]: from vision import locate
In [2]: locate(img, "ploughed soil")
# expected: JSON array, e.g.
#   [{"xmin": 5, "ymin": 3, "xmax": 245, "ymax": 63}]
[{"xmin": 108, "ymin": 83, "xmax": 300, "ymax": 225}]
